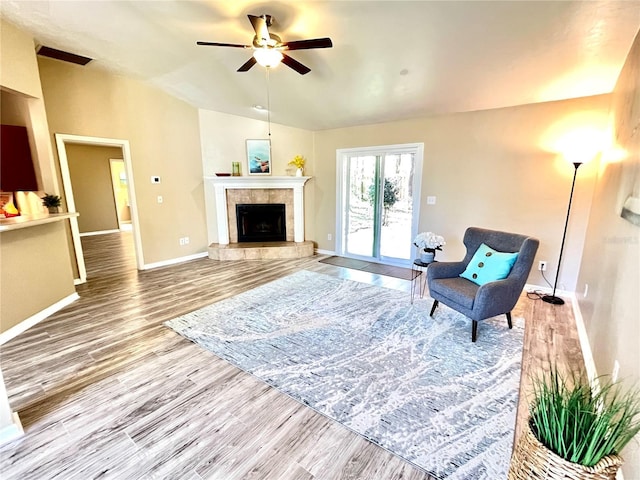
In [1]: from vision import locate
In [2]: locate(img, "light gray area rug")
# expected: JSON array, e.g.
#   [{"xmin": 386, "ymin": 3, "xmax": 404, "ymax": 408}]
[{"xmin": 165, "ymin": 270, "xmax": 524, "ymax": 479}]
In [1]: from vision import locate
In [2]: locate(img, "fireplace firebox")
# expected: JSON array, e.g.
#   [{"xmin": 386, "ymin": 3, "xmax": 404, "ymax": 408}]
[{"xmin": 236, "ymin": 203, "xmax": 286, "ymax": 242}]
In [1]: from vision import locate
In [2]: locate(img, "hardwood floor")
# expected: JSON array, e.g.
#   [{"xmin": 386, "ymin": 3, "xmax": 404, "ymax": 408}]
[{"xmin": 0, "ymin": 232, "xmax": 583, "ymax": 479}]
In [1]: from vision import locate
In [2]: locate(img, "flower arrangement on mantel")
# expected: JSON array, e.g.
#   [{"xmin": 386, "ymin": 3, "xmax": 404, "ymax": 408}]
[
  {"xmin": 288, "ymin": 155, "xmax": 305, "ymax": 170},
  {"xmin": 413, "ymin": 231, "xmax": 445, "ymax": 253}
]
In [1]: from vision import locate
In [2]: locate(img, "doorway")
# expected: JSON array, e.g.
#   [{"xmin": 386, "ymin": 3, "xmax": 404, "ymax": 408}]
[
  {"xmin": 336, "ymin": 143, "xmax": 423, "ymax": 266},
  {"xmin": 55, "ymin": 134, "xmax": 144, "ymax": 283},
  {"xmin": 109, "ymin": 159, "xmax": 132, "ymax": 230}
]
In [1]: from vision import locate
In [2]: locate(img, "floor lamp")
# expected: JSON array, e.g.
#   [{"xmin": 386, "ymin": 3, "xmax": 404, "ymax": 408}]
[{"xmin": 542, "ymin": 161, "xmax": 583, "ymax": 305}]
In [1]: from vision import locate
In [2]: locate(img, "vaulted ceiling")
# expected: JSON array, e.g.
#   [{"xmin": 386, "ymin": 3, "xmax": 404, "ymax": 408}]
[{"xmin": 2, "ymin": 1, "xmax": 639, "ymax": 131}]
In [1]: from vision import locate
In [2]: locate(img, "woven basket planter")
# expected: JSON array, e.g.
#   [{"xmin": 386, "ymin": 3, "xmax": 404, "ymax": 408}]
[{"xmin": 508, "ymin": 421, "xmax": 623, "ymax": 480}]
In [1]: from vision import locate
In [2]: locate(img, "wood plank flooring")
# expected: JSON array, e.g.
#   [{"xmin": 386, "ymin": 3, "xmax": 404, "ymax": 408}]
[{"xmin": 0, "ymin": 231, "xmax": 583, "ymax": 479}]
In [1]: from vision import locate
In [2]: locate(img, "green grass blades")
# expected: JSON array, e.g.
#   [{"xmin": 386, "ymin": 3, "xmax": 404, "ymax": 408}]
[{"xmin": 529, "ymin": 366, "xmax": 640, "ymax": 467}]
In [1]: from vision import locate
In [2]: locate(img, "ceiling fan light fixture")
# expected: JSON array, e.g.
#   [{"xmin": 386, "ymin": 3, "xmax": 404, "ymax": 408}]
[{"xmin": 253, "ymin": 48, "xmax": 283, "ymax": 67}]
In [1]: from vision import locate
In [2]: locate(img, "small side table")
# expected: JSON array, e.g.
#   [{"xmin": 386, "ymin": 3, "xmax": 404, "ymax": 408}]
[{"xmin": 411, "ymin": 259, "xmax": 434, "ymax": 303}]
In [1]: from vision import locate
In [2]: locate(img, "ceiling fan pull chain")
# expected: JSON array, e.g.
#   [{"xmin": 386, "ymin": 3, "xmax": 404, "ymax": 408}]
[{"xmin": 266, "ymin": 67, "xmax": 272, "ymax": 138}]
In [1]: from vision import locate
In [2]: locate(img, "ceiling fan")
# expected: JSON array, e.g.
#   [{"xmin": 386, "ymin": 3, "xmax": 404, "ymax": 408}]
[{"xmin": 197, "ymin": 14, "xmax": 332, "ymax": 75}]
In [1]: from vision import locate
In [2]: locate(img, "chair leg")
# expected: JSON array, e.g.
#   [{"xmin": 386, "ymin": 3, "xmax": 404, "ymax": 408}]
[
  {"xmin": 506, "ymin": 312, "xmax": 513, "ymax": 329},
  {"xmin": 429, "ymin": 300, "xmax": 439, "ymax": 317},
  {"xmin": 472, "ymin": 320, "xmax": 478, "ymax": 342}
]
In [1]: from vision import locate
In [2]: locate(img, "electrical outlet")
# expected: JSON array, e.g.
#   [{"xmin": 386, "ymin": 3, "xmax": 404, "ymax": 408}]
[
  {"xmin": 327, "ymin": 233, "xmax": 332, "ymax": 241},
  {"xmin": 538, "ymin": 260, "xmax": 547, "ymax": 271},
  {"xmin": 179, "ymin": 237, "xmax": 185, "ymax": 246},
  {"xmin": 184, "ymin": 236, "xmax": 189, "ymax": 245},
  {"xmin": 157, "ymin": 195, "xmax": 163, "ymax": 204},
  {"xmin": 612, "ymin": 360, "xmax": 620, "ymax": 382}
]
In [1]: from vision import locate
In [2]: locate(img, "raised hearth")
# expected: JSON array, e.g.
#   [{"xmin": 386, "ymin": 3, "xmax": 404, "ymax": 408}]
[{"xmin": 208, "ymin": 241, "xmax": 314, "ymax": 261}]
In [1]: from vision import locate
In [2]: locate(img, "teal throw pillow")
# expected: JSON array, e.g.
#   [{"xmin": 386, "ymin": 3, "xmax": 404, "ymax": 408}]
[{"xmin": 460, "ymin": 243, "xmax": 519, "ymax": 286}]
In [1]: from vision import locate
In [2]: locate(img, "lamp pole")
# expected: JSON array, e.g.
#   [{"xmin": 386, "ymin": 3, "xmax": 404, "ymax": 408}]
[{"xmin": 542, "ymin": 162, "xmax": 583, "ymax": 305}]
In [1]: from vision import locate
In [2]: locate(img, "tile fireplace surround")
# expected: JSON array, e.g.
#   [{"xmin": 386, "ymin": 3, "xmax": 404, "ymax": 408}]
[{"xmin": 205, "ymin": 176, "xmax": 314, "ymax": 260}]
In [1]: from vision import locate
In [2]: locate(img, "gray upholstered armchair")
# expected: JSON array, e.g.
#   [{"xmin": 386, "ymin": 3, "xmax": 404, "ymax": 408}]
[{"xmin": 427, "ymin": 227, "xmax": 539, "ymax": 342}]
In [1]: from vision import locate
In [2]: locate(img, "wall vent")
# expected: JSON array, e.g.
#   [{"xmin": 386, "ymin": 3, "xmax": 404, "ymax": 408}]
[{"xmin": 36, "ymin": 45, "xmax": 92, "ymax": 65}]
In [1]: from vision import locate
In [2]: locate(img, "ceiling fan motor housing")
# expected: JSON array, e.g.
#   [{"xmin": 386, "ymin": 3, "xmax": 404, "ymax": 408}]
[{"xmin": 253, "ymin": 33, "xmax": 281, "ymax": 49}]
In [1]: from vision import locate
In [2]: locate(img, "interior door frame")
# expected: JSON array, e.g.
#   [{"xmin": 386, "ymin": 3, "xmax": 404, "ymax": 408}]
[
  {"xmin": 335, "ymin": 143, "xmax": 424, "ymax": 266},
  {"xmin": 55, "ymin": 133, "xmax": 144, "ymax": 283}
]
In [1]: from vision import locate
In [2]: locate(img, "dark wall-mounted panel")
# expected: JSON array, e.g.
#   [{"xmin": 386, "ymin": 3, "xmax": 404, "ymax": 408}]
[{"xmin": 1, "ymin": 124, "xmax": 38, "ymax": 191}]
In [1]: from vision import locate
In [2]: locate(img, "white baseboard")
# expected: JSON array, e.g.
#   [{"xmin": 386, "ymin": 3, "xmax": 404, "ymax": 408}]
[
  {"xmin": 0, "ymin": 412, "xmax": 23, "ymax": 446},
  {"xmin": 0, "ymin": 292, "xmax": 80, "ymax": 345},
  {"xmin": 315, "ymin": 249, "xmax": 336, "ymax": 256},
  {"xmin": 79, "ymin": 229, "xmax": 120, "ymax": 237},
  {"xmin": 569, "ymin": 293, "xmax": 598, "ymax": 383},
  {"xmin": 142, "ymin": 252, "xmax": 208, "ymax": 270}
]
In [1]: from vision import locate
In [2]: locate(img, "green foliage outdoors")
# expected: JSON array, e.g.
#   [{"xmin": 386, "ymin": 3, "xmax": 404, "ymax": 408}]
[
  {"xmin": 530, "ymin": 366, "xmax": 640, "ymax": 467},
  {"xmin": 368, "ymin": 179, "xmax": 399, "ymax": 225}
]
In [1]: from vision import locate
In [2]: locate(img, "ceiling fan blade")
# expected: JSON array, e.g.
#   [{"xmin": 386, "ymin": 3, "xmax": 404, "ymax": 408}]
[
  {"xmin": 281, "ymin": 53, "xmax": 310, "ymax": 75},
  {"xmin": 237, "ymin": 56, "xmax": 257, "ymax": 72},
  {"xmin": 248, "ymin": 14, "xmax": 270, "ymax": 44},
  {"xmin": 283, "ymin": 38, "xmax": 333, "ymax": 51},
  {"xmin": 197, "ymin": 41, "xmax": 250, "ymax": 48}
]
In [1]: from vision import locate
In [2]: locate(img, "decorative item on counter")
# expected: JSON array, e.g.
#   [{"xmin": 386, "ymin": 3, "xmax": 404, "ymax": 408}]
[
  {"xmin": 413, "ymin": 231, "xmax": 445, "ymax": 263},
  {"xmin": 289, "ymin": 155, "xmax": 306, "ymax": 176},
  {"xmin": 232, "ymin": 162, "xmax": 241, "ymax": 176},
  {"xmin": 0, "ymin": 192, "xmax": 20, "ymax": 218},
  {"xmin": 42, "ymin": 193, "xmax": 62, "ymax": 214}
]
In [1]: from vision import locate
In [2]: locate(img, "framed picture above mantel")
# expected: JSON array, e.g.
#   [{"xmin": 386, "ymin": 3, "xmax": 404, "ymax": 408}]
[{"xmin": 246, "ymin": 139, "xmax": 271, "ymax": 176}]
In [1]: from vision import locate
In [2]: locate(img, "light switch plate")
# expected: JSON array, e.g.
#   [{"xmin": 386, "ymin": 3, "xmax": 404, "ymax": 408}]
[{"xmin": 427, "ymin": 196, "xmax": 436, "ymax": 205}]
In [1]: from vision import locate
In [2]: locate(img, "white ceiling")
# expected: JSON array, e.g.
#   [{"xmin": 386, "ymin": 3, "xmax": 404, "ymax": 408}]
[{"xmin": 2, "ymin": 1, "xmax": 639, "ymax": 131}]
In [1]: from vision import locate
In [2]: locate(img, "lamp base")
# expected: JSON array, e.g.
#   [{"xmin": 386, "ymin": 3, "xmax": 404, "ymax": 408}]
[{"xmin": 541, "ymin": 294, "xmax": 565, "ymax": 305}]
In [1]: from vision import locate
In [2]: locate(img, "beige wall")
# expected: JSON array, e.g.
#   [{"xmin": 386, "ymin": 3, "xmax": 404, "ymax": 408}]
[
  {"xmin": 198, "ymin": 109, "xmax": 315, "ymax": 244},
  {"xmin": 0, "ymin": 222, "xmax": 76, "ymax": 332},
  {"xmin": 0, "ymin": 20, "xmax": 41, "ymax": 98},
  {"xmin": 313, "ymin": 95, "xmax": 610, "ymax": 289},
  {"xmin": 38, "ymin": 57, "xmax": 206, "ymax": 265},
  {"xmin": 577, "ymin": 30, "xmax": 640, "ymax": 477},
  {"xmin": 66, "ymin": 144, "xmax": 122, "ymax": 233},
  {"xmin": 0, "ymin": 20, "xmax": 59, "ymax": 193},
  {"xmin": 0, "ymin": 18, "xmax": 76, "ymax": 331}
]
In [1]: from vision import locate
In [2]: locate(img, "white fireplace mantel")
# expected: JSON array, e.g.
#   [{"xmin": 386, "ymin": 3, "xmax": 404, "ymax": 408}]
[{"xmin": 205, "ymin": 176, "xmax": 311, "ymax": 244}]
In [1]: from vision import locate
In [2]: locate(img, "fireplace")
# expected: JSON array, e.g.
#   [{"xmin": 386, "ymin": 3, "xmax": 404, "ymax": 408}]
[
  {"xmin": 236, "ymin": 203, "xmax": 286, "ymax": 242},
  {"xmin": 207, "ymin": 176, "xmax": 313, "ymax": 260},
  {"xmin": 208, "ymin": 176, "xmax": 310, "ymax": 245}
]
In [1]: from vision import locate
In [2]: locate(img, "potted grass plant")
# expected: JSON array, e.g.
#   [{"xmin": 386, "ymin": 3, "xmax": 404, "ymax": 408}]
[
  {"xmin": 509, "ymin": 366, "xmax": 640, "ymax": 479},
  {"xmin": 42, "ymin": 193, "xmax": 62, "ymax": 214}
]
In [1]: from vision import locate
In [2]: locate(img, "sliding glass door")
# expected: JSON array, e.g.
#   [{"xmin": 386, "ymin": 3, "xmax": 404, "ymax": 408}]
[{"xmin": 337, "ymin": 144, "xmax": 423, "ymax": 266}]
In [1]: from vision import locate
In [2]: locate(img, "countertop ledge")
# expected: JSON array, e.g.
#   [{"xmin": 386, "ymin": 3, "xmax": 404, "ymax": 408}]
[{"xmin": 0, "ymin": 212, "xmax": 79, "ymax": 232}]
